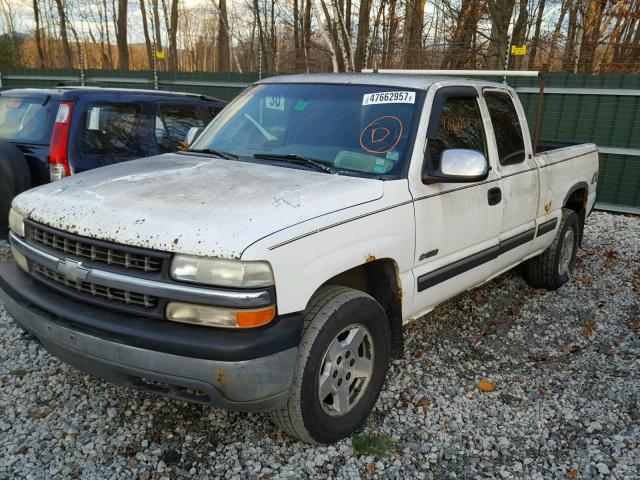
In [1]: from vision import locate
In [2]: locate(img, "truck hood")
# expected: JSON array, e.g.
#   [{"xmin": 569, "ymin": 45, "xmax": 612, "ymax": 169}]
[{"xmin": 13, "ymin": 153, "xmax": 384, "ymax": 258}]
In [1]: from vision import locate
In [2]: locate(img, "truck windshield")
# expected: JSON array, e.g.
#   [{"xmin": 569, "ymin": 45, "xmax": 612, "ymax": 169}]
[
  {"xmin": 191, "ymin": 83, "xmax": 422, "ymax": 177},
  {"xmin": 0, "ymin": 96, "xmax": 55, "ymax": 145}
]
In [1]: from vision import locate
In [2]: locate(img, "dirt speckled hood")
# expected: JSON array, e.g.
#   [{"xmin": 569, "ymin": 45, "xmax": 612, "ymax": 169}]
[{"xmin": 11, "ymin": 154, "xmax": 383, "ymax": 259}]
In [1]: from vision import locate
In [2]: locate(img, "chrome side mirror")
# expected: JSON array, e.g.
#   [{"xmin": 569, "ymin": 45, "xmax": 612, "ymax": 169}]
[
  {"xmin": 423, "ymin": 149, "xmax": 489, "ymax": 183},
  {"xmin": 185, "ymin": 126, "xmax": 204, "ymax": 147}
]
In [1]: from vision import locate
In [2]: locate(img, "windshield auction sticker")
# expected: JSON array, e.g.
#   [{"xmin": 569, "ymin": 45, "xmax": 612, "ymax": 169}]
[{"xmin": 363, "ymin": 91, "xmax": 416, "ymax": 105}]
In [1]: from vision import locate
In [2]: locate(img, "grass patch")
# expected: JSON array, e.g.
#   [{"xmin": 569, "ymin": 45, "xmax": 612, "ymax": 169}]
[
  {"xmin": 352, "ymin": 433, "xmax": 394, "ymax": 457},
  {"xmin": 9, "ymin": 369, "xmax": 28, "ymax": 378}
]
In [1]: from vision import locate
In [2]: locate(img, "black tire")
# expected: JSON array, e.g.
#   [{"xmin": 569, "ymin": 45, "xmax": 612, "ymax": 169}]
[
  {"xmin": 525, "ymin": 208, "xmax": 580, "ymax": 290},
  {"xmin": 270, "ymin": 286, "xmax": 391, "ymax": 444},
  {"xmin": 0, "ymin": 141, "xmax": 32, "ymax": 232}
]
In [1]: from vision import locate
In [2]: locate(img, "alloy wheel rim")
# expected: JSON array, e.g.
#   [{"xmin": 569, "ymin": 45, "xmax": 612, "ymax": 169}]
[
  {"xmin": 318, "ymin": 323, "xmax": 374, "ymax": 416},
  {"xmin": 558, "ymin": 228, "xmax": 575, "ymax": 276}
]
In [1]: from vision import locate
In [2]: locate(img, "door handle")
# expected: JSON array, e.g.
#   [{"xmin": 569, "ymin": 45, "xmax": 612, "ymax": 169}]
[{"xmin": 487, "ymin": 187, "xmax": 502, "ymax": 206}]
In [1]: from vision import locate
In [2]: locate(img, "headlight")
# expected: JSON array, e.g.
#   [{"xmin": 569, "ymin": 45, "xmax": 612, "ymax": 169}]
[
  {"xmin": 8, "ymin": 208, "xmax": 25, "ymax": 237},
  {"xmin": 166, "ymin": 303, "xmax": 275, "ymax": 328},
  {"xmin": 171, "ymin": 255, "xmax": 274, "ymax": 288}
]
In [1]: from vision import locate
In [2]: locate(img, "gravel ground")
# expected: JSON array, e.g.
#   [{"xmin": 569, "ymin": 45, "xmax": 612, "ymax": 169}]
[{"xmin": 1, "ymin": 211, "xmax": 638, "ymax": 479}]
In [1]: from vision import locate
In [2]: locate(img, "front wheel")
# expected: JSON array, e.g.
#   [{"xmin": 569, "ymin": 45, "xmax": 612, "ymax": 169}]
[
  {"xmin": 270, "ymin": 286, "xmax": 391, "ymax": 444},
  {"xmin": 525, "ymin": 208, "xmax": 580, "ymax": 290}
]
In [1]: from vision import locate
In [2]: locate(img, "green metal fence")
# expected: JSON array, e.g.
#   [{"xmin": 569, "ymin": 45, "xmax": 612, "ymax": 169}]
[{"xmin": 1, "ymin": 68, "xmax": 638, "ymax": 212}]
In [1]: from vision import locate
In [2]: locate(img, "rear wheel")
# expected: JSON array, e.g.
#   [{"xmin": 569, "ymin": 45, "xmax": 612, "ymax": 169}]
[
  {"xmin": 525, "ymin": 208, "xmax": 580, "ymax": 290},
  {"xmin": 270, "ymin": 286, "xmax": 391, "ymax": 444}
]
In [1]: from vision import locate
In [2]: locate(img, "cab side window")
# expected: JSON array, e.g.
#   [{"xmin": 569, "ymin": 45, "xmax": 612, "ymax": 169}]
[
  {"xmin": 428, "ymin": 97, "xmax": 486, "ymax": 167},
  {"xmin": 484, "ymin": 91, "xmax": 526, "ymax": 165}
]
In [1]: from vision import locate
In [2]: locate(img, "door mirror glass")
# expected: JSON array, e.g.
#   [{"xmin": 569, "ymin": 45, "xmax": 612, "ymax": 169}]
[
  {"xmin": 185, "ymin": 126, "xmax": 203, "ymax": 147},
  {"xmin": 423, "ymin": 149, "xmax": 489, "ymax": 183}
]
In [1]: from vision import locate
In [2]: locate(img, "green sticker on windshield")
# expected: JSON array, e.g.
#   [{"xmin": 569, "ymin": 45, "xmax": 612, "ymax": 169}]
[{"xmin": 294, "ymin": 101, "xmax": 309, "ymax": 111}]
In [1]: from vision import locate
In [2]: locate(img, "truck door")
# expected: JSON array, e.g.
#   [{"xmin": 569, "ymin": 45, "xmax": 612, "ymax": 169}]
[
  {"xmin": 481, "ymin": 89, "xmax": 539, "ymax": 273},
  {"xmin": 408, "ymin": 86, "xmax": 503, "ymax": 315}
]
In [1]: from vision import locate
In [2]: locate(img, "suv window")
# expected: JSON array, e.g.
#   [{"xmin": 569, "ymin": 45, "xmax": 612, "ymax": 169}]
[
  {"xmin": 484, "ymin": 91, "xmax": 526, "ymax": 165},
  {"xmin": 0, "ymin": 96, "xmax": 55, "ymax": 144},
  {"xmin": 428, "ymin": 97, "xmax": 486, "ymax": 167},
  {"xmin": 80, "ymin": 104, "xmax": 143, "ymax": 155},
  {"xmin": 155, "ymin": 105, "xmax": 204, "ymax": 152}
]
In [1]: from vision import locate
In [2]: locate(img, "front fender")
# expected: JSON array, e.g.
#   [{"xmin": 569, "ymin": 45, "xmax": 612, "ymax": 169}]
[{"xmin": 242, "ymin": 198, "xmax": 415, "ymax": 316}]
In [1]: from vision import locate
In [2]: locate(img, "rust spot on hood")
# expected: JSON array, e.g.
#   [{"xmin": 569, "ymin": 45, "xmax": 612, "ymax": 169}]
[{"xmin": 216, "ymin": 369, "xmax": 226, "ymax": 384}]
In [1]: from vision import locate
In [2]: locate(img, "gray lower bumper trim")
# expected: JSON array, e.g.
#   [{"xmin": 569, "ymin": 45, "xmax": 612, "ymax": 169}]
[{"xmin": 0, "ymin": 288, "xmax": 296, "ymax": 412}]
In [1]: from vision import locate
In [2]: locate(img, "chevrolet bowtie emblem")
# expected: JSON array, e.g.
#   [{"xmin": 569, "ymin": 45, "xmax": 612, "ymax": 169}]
[{"xmin": 56, "ymin": 259, "xmax": 90, "ymax": 282}]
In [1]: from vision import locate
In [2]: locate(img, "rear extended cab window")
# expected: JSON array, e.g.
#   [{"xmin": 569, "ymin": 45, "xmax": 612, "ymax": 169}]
[{"xmin": 483, "ymin": 91, "xmax": 526, "ymax": 165}]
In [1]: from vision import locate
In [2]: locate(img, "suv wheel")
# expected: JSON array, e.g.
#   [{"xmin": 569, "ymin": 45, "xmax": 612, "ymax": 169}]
[{"xmin": 270, "ymin": 286, "xmax": 391, "ymax": 444}]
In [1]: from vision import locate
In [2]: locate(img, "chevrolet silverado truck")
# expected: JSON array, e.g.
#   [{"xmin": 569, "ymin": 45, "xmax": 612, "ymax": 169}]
[{"xmin": 0, "ymin": 73, "xmax": 599, "ymax": 444}]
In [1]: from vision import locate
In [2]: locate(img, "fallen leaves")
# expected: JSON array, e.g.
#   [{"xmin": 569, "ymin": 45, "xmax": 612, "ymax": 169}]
[
  {"xmin": 365, "ymin": 463, "xmax": 376, "ymax": 475},
  {"xmin": 14, "ymin": 446, "xmax": 28, "ymax": 455},
  {"xmin": 582, "ymin": 320, "xmax": 597, "ymax": 338},
  {"xmin": 567, "ymin": 470, "xmax": 577, "ymax": 479},
  {"xmin": 477, "ymin": 380, "xmax": 495, "ymax": 393},
  {"xmin": 603, "ymin": 249, "xmax": 617, "ymax": 268},
  {"xmin": 416, "ymin": 396, "xmax": 431, "ymax": 410},
  {"xmin": 412, "ymin": 350, "xmax": 423, "ymax": 359},
  {"xmin": 530, "ymin": 354, "xmax": 554, "ymax": 362}
]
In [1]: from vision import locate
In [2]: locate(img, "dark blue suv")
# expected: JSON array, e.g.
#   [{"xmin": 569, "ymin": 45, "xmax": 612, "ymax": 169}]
[{"xmin": 0, "ymin": 87, "xmax": 226, "ymax": 233}]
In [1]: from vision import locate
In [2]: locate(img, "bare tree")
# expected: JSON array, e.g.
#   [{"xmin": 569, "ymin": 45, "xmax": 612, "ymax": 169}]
[
  {"xmin": 140, "ymin": 0, "xmax": 155, "ymax": 69},
  {"xmin": 54, "ymin": 0, "xmax": 74, "ymax": 67},
  {"xmin": 403, "ymin": 0, "xmax": 424, "ymax": 68},
  {"xmin": 217, "ymin": 0, "xmax": 231, "ymax": 71},
  {"xmin": 115, "ymin": 0, "xmax": 129, "ymax": 69},
  {"xmin": 486, "ymin": 0, "xmax": 516, "ymax": 69},
  {"xmin": 33, "ymin": 0, "xmax": 46, "ymax": 67}
]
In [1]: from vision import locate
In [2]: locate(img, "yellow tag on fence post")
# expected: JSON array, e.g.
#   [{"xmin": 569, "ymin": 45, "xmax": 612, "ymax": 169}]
[
  {"xmin": 155, "ymin": 50, "xmax": 165, "ymax": 59},
  {"xmin": 511, "ymin": 45, "xmax": 526, "ymax": 56}
]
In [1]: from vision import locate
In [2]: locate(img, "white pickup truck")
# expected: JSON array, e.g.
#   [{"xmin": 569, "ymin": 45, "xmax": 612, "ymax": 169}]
[{"xmin": 1, "ymin": 73, "xmax": 599, "ymax": 444}]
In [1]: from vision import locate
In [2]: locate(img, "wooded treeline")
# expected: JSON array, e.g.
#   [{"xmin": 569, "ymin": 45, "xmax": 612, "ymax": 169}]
[{"xmin": 1, "ymin": 0, "xmax": 639, "ymax": 74}]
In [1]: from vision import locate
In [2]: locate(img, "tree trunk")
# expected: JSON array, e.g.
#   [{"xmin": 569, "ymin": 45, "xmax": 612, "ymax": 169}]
[
  {"xmin": 527, "ymin": 0, "xmax": 545, "ymax": 69},
  {"xmin": 33, "ymin": 0, "xmax": 45, "ymax": 68},
  {"xmin": 383, "ymin": 0, "xmax": 398, "ymax": 67},
  {"xmin": 333, "ymin": 0, "xmax": 354, "ymax": 70},
  {"xmin": 577, "ymin": 0, "xmax": 606, "ymax": 73},
  {"xmin": 442, "ymin": 0, "xmax": 480, "ymax": 69},
  {"xmin": 169, "ymin": 0, "xmax": 179, "ymax": 70},
  {"xmin": 140, "ymin": 0, "xmax": 154, "ymax": 69},
  {"xmin": 114, "ymin": 0, "xmax": 129, "ymax": 69},
  {"xmin": 486, "ymin": 0, "xmax": 516, "ymax": 69},
  {"xmin": 403, "ymin": 0, "xmax": 424, "ymax": 68},
  {"xmin": 303, "ymin": 0, "xmax": 312, "ymax": 71},
  {"xmin": 354, "ymin": 0, "xmax": 371, "ymax": 71},
  {"xmin": 217, "ymin": 0, "xmax": 231, "ymax": 71},
  {"xmin": 314, "ymin": 0, "xmax": 339, "ymax": 71},
  {"xmin": 253, "ymin": 0, "xmax": 270, "ymax": 73},
  {"xmin": 562, "ymin": 0, "xmax": 579, "ymax": 71},
  {"xmin": 544, "ymin": 0, "xmax": 569, "ymax": 70},
  {"xmin": 54, "ymin": 0, "xmax": 74, "ymax": 68},
  {"xmin": 509, "ymin": 0, "xmax": 528, "ymax": 69}
]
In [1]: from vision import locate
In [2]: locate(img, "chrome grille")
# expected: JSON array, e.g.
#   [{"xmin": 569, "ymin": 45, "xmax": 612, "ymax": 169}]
[
  {"xmin": 30, "ymin": 226, "xmax": 163, "ymax": 273},
  {"xmin": 34, "ymin": 265, "xmax": 158, "ymax": 308}
]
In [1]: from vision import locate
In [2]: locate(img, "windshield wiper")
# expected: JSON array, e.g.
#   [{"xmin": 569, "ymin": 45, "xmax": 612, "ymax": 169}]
[
  {"xmin": 253, "ymin": 153, "xmax": 338, "ymax": 174},
  {"xmin": 185, "ymin": 148, "xmax": 238, "ymax": 160}
]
